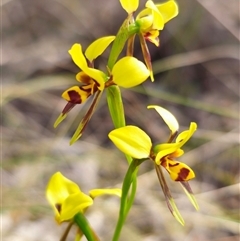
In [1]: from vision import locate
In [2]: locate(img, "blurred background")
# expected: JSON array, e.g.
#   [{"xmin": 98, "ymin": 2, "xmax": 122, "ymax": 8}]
[{"xmin": 2, "ymin": 0, "xmax": 239, "ymax": 240}]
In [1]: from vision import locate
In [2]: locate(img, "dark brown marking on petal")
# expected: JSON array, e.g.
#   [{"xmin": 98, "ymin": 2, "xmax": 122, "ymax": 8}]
[
  {"xmin": 175, "ymin": 168, "xmax": 190, "ymax": 181},
  {"xmin": 78, "ymin": 72, "xmax": 92, "ymax": 84},
  {"xmin": 62, "ymin": 102, "xmax": 76, "ymax": 115},
  {"xmin": 160, "ymin": 159, "xmax": 167, "ymax": 168},
  {"xmin": 169, "ymin": 162, "xmax": 179, "ymax": 167},
  {"xmin": 144, "ymin": 32, "xmax": 151, "ymax": 38},
  {"xmin": 68, "ymin": 90, "xmax": 82, "ymax": 104},
  {"xmin": 55, "ymin": 203, "xmax": 62, "ymax": 214}
]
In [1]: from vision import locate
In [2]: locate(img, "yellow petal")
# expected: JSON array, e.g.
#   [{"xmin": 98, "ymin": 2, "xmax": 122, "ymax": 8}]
[
  {"xmin": 89, "ymin": 189, "xmax": 122, "ymax": 198},
  {"xmin": 136, "ymin": 7, "xmax": 151, "ymax": 19},
  {"xmin": 60, "ymin": 192, "xmax": 93, "ymax": 222},
  {"xmin": 136, "ymin": 11, "xmax": 153, "ymax": 31},
  {"xmin": 76, "ymin": 71, "xmax": 93, "ymax": 84},
  {"xmin": 85, "ymin": 36, "xmax": 115, "ymax": 62},
  {"xmin": 164, "ymin": 160, "xmax": 195, "ymax": 181},
  {"xmin": 112, "ymin": 57, "xmax": 150, "ymax": 88},
  {"xmin": 68, "ymin": 44, "xmax": 88, "ymax": 71},
  {"xmin": 155, "ymin": 123, "xmax": 197, "ymax": 165},
  {"xmin": 119, "ymin": 0, "xmax": 139, "ymax": 14},
  {"xmin": 46, "ymin": 172, "xmax": 81, "ymax": 214},
  {"xmin": 83, "ymin": 68, "xmax": 106, "ymax": 91},
  {"xmin": 175, "ymin": 122, "xmax": 197, "ymax": 146},
  {"xmin": 109, "ymin": 125, "xmax": 152, "ymax": 159},
  {"xmin": 157, "ymin": 0, "xmax": 178, "ymax": 24},
  {"xmin": 145, "ymin": 0, "xmax": 164, "ymax": 30},
  {"xmin": 170, "ymin": 148, "xmax": 184, "ymax": 158},
  {"xmin": 148, "ymin": 105, "xmax": 179, "ymax": 135},
  {"xmin": 145, "ymin": 30, "xmax": 160, "ymax": 46},
  {"xmin": 154, "ymin": 143, "xmax": 179, "ymax": 165}
]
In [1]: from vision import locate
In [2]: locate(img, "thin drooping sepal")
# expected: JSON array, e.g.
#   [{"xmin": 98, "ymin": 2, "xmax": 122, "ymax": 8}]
[
  {"xmin": 70, "ymin": 91, "xmax": 102, "ymax": 145},
  {"xmin": 54, "ymin": 113, "xmax": 67, "ymax": 128},
  {"xmin": 139, "ymin": 33, "xmax": 154, "ymax": 81},
  {"xmin": 127, "ymin": 34, "xmax": 135, "ymax": 56},
  {"xmin": 155, "ymin": 164, "xmax": 185, "ymax": 226},
  {"xmin": 60, "ymin": 222, "xmax": 74, "ymax": 241},
  {"xmin": 73, "ymin": 213, "xmax": 100, "ymax": 241},
  {"xmin": 180, "ymin": 181, "xmax": 199, "ymax": 210}
]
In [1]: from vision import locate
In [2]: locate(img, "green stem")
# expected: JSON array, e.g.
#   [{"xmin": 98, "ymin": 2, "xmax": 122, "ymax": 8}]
[
  {"xmin": 106, "ymin": 18, "xmax": 140, "ymax": 241},
  {"xmin": 112, "ymin": 159, "xmax": 144, "ymax": 241},
  {"xmin": 107, "ymin": 20, "xmax": 139, "ymax": 70},
  {"xmin": 124, "ymin": 170, "xmax": 138, "ymax": 216},
  {"xmin": 74, "ymin": 213, "xmax": 100, "ymax": 241},
  {"xmin": 106, "ymin": 86, "xmax": 125, "ymax": 129}
]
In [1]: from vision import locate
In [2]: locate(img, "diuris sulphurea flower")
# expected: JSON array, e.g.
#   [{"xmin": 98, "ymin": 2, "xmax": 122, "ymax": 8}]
[
  {"xmin": 54, "ymin": 37, "xmax": 114, "ymax": 127},
  {"xmin": 136, "ymin": 0, "xmax": 178, "ymax": 46},
  {"xmin": 46, "ymin": 172, "xmax": 121, "ymax": 223},
  {"xmin": 54, "ymin": 37, "xmax": 150, "ymax": 144},
  {"xmin": 109, "ymin": 105, "xmax": 198, "ymax": 225},
  {"xmin": 137, "ymin": 0, "xmax": 178, "ymax": 81},
  {"xmin": 119, "ymin": 0, "xmax": 178, "ymax": 81}
]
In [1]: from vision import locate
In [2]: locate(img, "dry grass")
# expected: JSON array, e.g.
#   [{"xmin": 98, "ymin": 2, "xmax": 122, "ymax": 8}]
[{"xmin": 2, "ymin": 0, "xmax": 239, "ymax": 240}]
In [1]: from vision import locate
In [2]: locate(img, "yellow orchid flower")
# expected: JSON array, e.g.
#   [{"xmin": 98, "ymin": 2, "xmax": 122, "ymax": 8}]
[
  {"xmin": 109, "ymin": 123, "xmax": 196, "ymax": 182},
  {"xmin": 66, "ymin": 55, "xmax": 149, "ymax": 144},
  {"xmin": 59, "ymin": 38, "xmax": 114, "ymax": 114},
  {"xmin": 109, "ymin": 105, "xmax": 198, "ymax": 224},
  {"xmin": 54, "ymin": 37, "xmax": 150, "ymax": 144},
  {"xmin": 54, "ymin": 37, "xmax": 115, "ymax": 128},
  {"xmin": 136, "ymin": 0, "xmax": 178, "ymax": 46},
  {"xmin": 46, "ymin": 172, "xmax": 121, "ymax": 223},
  {"xmin": 135, "ymin": 0, "xmax": 178, "ymax": 81}
]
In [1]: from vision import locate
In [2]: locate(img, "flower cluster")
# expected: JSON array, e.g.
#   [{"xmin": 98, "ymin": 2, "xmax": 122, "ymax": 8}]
[
  {"xmin": 46, "ymin": 1, "xmax": 199, "ymax": 240},
  {"xmin": 54, "ymin": 0, "xmax": 178, "ymax": 144}
]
